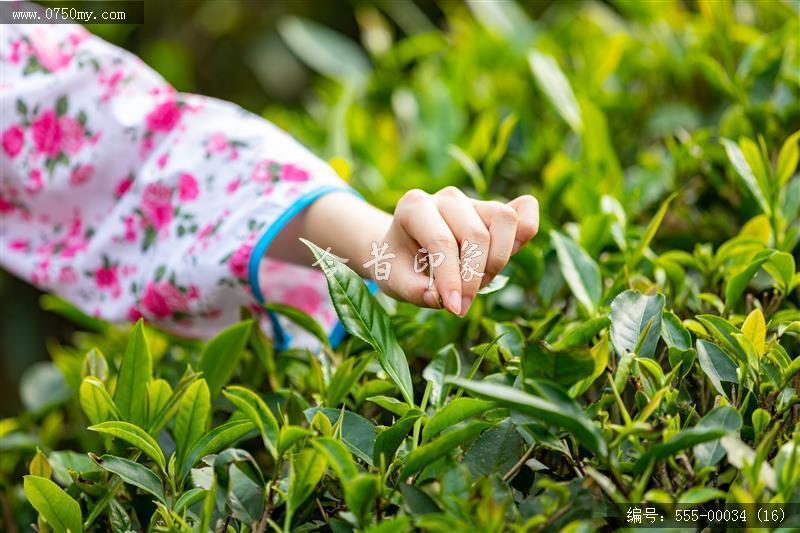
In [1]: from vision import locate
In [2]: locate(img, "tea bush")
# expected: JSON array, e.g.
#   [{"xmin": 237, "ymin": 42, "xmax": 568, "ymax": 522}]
[{"xmin": 3, "ymin": 1, "xmax": 800, "ymax": 531}]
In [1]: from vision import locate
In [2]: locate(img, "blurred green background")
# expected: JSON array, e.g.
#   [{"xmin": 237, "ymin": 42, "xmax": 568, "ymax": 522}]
[{"xmin": 2, "ymin": 0, "xmax": 798, "ymax": 415}]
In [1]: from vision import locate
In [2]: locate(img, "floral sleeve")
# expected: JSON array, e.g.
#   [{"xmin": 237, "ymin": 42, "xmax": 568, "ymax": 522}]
[{"xmin": 0, "ymin": 23, "xmax": 355, "ymax": 348}]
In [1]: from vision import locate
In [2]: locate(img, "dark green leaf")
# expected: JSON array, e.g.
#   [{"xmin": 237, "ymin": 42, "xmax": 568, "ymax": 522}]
[
  {"xmin": 373, "ymin": 409, "xmax": 424, "ymax": 466},
  {"xmin": 399, "ymin": 420, "xmax": 491, "ymax": 479},
  {"xmin": 550, "ymin": 230, "xmax": 601, "ymax": 314},
  {"xmin": 610, "ymin": 290, "xmax": 665, "ymax": 358},
  {"xmin": 91, "ymin": 454, "xmax": 165, "ymax": 503}
]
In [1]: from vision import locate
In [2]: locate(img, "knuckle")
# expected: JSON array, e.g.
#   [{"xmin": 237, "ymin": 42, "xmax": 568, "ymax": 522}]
[
  {"xmin": 467, "ymin": 226, "xmax": 490, "ymax": 245},
  {"xmin": 495, "ymin": 204, "xmax": 518, "ymax": 223},
  {"xmin": 428, "ymin": 233, "xmax": 455, "ymax": 250},
  {"xmin": 401, "ymin": 188, "xmax": 428, "ymax": 206},
  {"xmin": 436, "ymin": 186, "xmax": 461, "ymax": 198}
]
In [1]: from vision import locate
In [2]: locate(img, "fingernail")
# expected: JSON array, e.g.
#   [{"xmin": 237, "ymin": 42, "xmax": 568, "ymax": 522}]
[
  {"xmin": 447, "ymin": 290, "xmax": 461, "ymax": 315},
  {"xmin": 512, "ymin": 240, "xmax": 522, "ymax": 254},
  {"xmin": 423, "ymin": 290, "xmax": 441, "ymax": 309},
  {"xmin": 460, "ymin": 296, "xmax": 472, "ymax": 317}
]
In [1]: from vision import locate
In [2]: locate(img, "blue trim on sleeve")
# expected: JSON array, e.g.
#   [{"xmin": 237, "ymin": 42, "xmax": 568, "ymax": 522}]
[{"xmin": 247, "ymin": 185, "xmax": 362, "ymax": 351}]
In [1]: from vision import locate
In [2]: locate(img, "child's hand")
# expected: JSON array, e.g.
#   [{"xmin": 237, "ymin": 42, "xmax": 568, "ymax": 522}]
[{"xmin": 372, "ymin": 187, "xmax": 539, "ymax": 316}]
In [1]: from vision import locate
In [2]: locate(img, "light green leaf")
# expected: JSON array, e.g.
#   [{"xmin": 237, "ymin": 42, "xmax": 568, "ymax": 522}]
[
  {"xmin": 776, "ymin": 130, "xmax": 800, "ymax": 186},
  {"xmin": 550, "ymin": 317, "xmax": 610, "ymax": 351},
  {"xmin": 399, "ymin": 420, "xmax": 491, "ymax": 479},
  {"xmin": 609, "ymin": 290, "xmax": 665, "ymax": 358},
  {"xmin": 113, "ymin": 320, "xmax": 152, "ymax": 426},
  {"xmin": 660, "ymin": 311, "xmax": 691, "ymax": 351},
  {"xmin": 23, "ymin": 475, "xmax": 83, "ymax": 533},
  {"xmin": 550, "ymin": 230, "xmax": 601, "ymax": 314},
  {"xmin": 302, "ymin": 239, "xmax": 414, "ymax": 404},
  {"xmin": 423, "ymin": 344, "xmax": 461, "ymax": 407},
  {"xmin": 304, "ymin": 407, "xmax": 376, "ymax": 464},
  {"xmin": 262, "ymin": 302, "xmax": 329, "ymax": 347},
  {"xmin": 146, "ymin": 379, "xmax": 172, "ymax": 429},
  {"xmin": 198, "ymin": 320, "xmax": 253, "ymax": 398},
  {"xmin": 278, "ymin": 16, "xmax": 370, "ymax": 84},
  {"xmin": 223, "ymin": 386, "xmax": 280, "ymax": 460},
  {"xmin": 447, "ymin": 378, "xmax": 607, "ymax": 456},
  {"xmin": 696, "ymin": 340, "xmax": 738, "ymax": 399},
  {"xmin": 724, "ymin": 249, "xmax": 775, "ymax": 311},
  {"xmin": 422, "ymin": 398, "xmax": 494, "ymax": 442},
  {"xmin": 343, "ymin": 473, "xmax": 380, "ymax": 528},
  {"xmin": 88, "ymin": 421, "xmax": 165, "ymax": 470},
  {"xmin": 91, "ymin": 454, "xmax": 165, "ymax": 503},
  {"xmin": 79, "ymin": 377, "xmax": 120, "ymax": 426},
  {"xmin": 173, "ymin": 378, "xmax": 210, "ymax": 466},
  {"xmin": 721, "ymin": 138, "xmax": 771, "ymax": 215},
  {"xmin": 180, "ymin": 419, "xmax": 256, "ymax": 480},
  {"xmin": 373, "ymin": 409, "xmax": 424, "ymax": 466},
  {"xmin": 694, "ymin": 405, "xmax": 743, "ymax": 469},
  {"xmin": 528, "ymin": 51, "xmax": 582, "ymax": 132},
  {"xmin": 634, "ymin": 426, "xmax": 731, "ymax": 473},
  {"xmin": 629, "ymin": 193, "xmax": 677, "ymax": 267},
  {"xmin": 286, "ymin": 447, "xmax": 328, "ymax": 527},
  {"xmin": 312, "ymin": 436, "xmax": 358, "ymax": 480},
  {"xmin": 763, "ymin": 252, "xmax": 796, "ymax": 294}
]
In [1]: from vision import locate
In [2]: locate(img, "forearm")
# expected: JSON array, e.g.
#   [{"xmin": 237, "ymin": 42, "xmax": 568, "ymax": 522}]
[{"xmin": 266, "ymin": 192, "xmax": 393, "ymax": 278}]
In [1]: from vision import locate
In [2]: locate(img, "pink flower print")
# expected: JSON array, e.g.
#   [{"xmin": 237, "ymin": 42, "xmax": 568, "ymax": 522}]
[
  {"xmin": 58, "ymin": 266, "xmax": 77, "ymax": 284},
  {"xmin": 187, "ymin": 285, "xmax": 200, "ymax": 299},
  {"xmin": 178, "ymin": 172, "xmax": 199, "ymax": 201},
  {"xmin": 115, "ymin": 176, "xmax": 134, "ymax": 198},
  {"xmin": 156, "ymin": 153, "xmax": 169, "ymax": 169},
  {"xmin": 207, "ymin": 132, "xmax": 228, "ymax": 153},
  {"xmin": 70, "ymin": 164, "xmax": 93, "ymax": 186},
  {"xmin": 145, "ymin": 100, "xmax": 182, "ymax": 132},
  {"xmin": 159, "ymin": 282, "xmax": 190, "ymax": 313},
  {"xmin": 251, "ymin": 160, "xmax": 271, "ymax": 183},
  {"xmin": 94, "ymin": 265, "xmax": 118, "ymax": 289},
  {"xmin": 141, "ymin": 282, "xmax": 170, "ymax": 318},
  {"xmin": 30, "ymin": 29, "xmax": 72, "ymax": 72},
  {"xmin": 142, "ymin": 183, "xmax": 174, "ymax": 230},
  {"xmin": 2, "ymin": 124, "xmax": 24, "ymax": 158},
  {"xmin": 229, "ymin": 242, "xmax": 253, "ymax": 280},
  {"xmin": 127, "ymin": 306, "xmax": 143, "ymax": 322},
  {"xmin": 8, "ymin": 39, "xmax": 31, "ymax": 64},
  {"xmin": 9, "ymin": 238, "xmax": 29, "ymax": 251},
  {"xmin": 122, "ymin": 215, "xmax": 138, "ymax": 242},
  {"xmin": 226, "ymin": 178, "xmax": 240, "ymax": 194},
  {"xmin": 25, "ymin": 170, "xmax": 43, "ymax": 194},
  {"xmin": 31, "ymin": 110, "xmax": 62, "ymax": 157},
  {"xmin": 283, "ymin": 285, "xmax": 323, "ymax": 315},
  {"xmin": 280, "ymin": 164, "xmax": 310, "ymax": 183},
  {"xmin": 59, "ymin": 115, "xmax": 84, "ymax": 155},
  {"xmin": 0, "ymin": 195, "xmax": 15, "ymax": 214}
]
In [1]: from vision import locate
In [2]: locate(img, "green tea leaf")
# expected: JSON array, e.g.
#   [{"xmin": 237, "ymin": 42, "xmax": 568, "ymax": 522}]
[
  {"xmin": 373, "ymin": 409, "xmax": 424, "ymax": 466},
  {"xmin": 776, "ymin": 130, "xmax": 800, "ymax": 186},
  {"xmin": 23, "ymin": 475, "xmax": 83, "ymax": 533},
  {"xmin": 721, "ymin": 138, "xmax": 771, "ymax": 215},
  {"xmin": 304, "ymin": 407, "xmax": 376, "ymax": 464},
  {"xmin": 286, "ymin": 447, "xmax": 328, "ymax": 527},
  {"xmin": 91, "ymin": 454, "xmax": 165, "ymax": 503},
  {"xmin": 634, "ymin": 426, "xmax": 731, "ymax": 473},
  {"xmin": 629, "ymin": 192, "xmax": 677, "ymax": 267},
  {"xmin": 694, "ymin": 405, "xmax": 743, "ymax": 469},
  {"xmin": 198, "ymin": 320, "xmax": 253, "ymax": 398},
  {"xmin": 263, "ymin": 302, "xmax": 329, "ymax": 346},
  {"xmin": 528, "ymin": 51, "xmax": 582, "ymax": 132},
  {"xmin": 399, "ymin": 420, "xmax": 491, "ymax": 479},
  {"xmin": 114, "ymin": 320, "xmax": 152, "ymax": 426},
  {"xmin": 146, "ymin": 379, "xmax": 172, "ymax": 429},
  {"xmin": 79, "ymin": 377, "xmax": 120, "ymax": 425},
  {"xmin": 610, "ymin": 290, "xmax": 665, "ymax": 358},
  {"xmin": 523, "ymin": 342, "xmax": 594, "ymax": 387},
  {"xmin": 173, "ymin": 378, "xmax": 210, "ymax": 465},
  {"xmin": 343, "ymin": 473, "xmax": 380, "ymax": 528},
  {"xmin": 312, "ymin": 436, "xmax": 358, "ymax": 480},
  {"xmin": 462, "ymin": 420, "xmax": 525, "ymax": 477},
  {"xmin": 180, "ymin": 419, "xmax": 256, "ymax": 480},
  {"xmin": 724, "ymin": 249, "xmax": 775, "ymax": 311},
  {"xmin": 448, "ymin": 378, "xmax": 607, "ymax": 456},
  {"xmin": 301, "ymin": 239, "xmax": 414, "ymax": 404},
  {"xmin": 88, "ymin": 421, "xmax": 165, "ymax": 470},
  {"xmin": 550, "ymin": 317, "xmax": 610, "ymax": 351},
  {"xmin": 223, "ymin": 386, "xmax": 280, "ymax": 460},
  {"xmin": 423, "ymin": 344, "xmax": 461, "ymax": 407},
  {"xmin": 550, "ymin": 230, "xmax": 602, "ymax": 314},
  {"xmin": 660, "ymin": 310, "xmax": 691, "ymax": 350},
  {"xmin": 422, "ymin": 398, "xmax": 494, "ymax": 442},
  {"xmin": 696, "ymin": 340, "xmax": 738, "ymax": 399}
]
